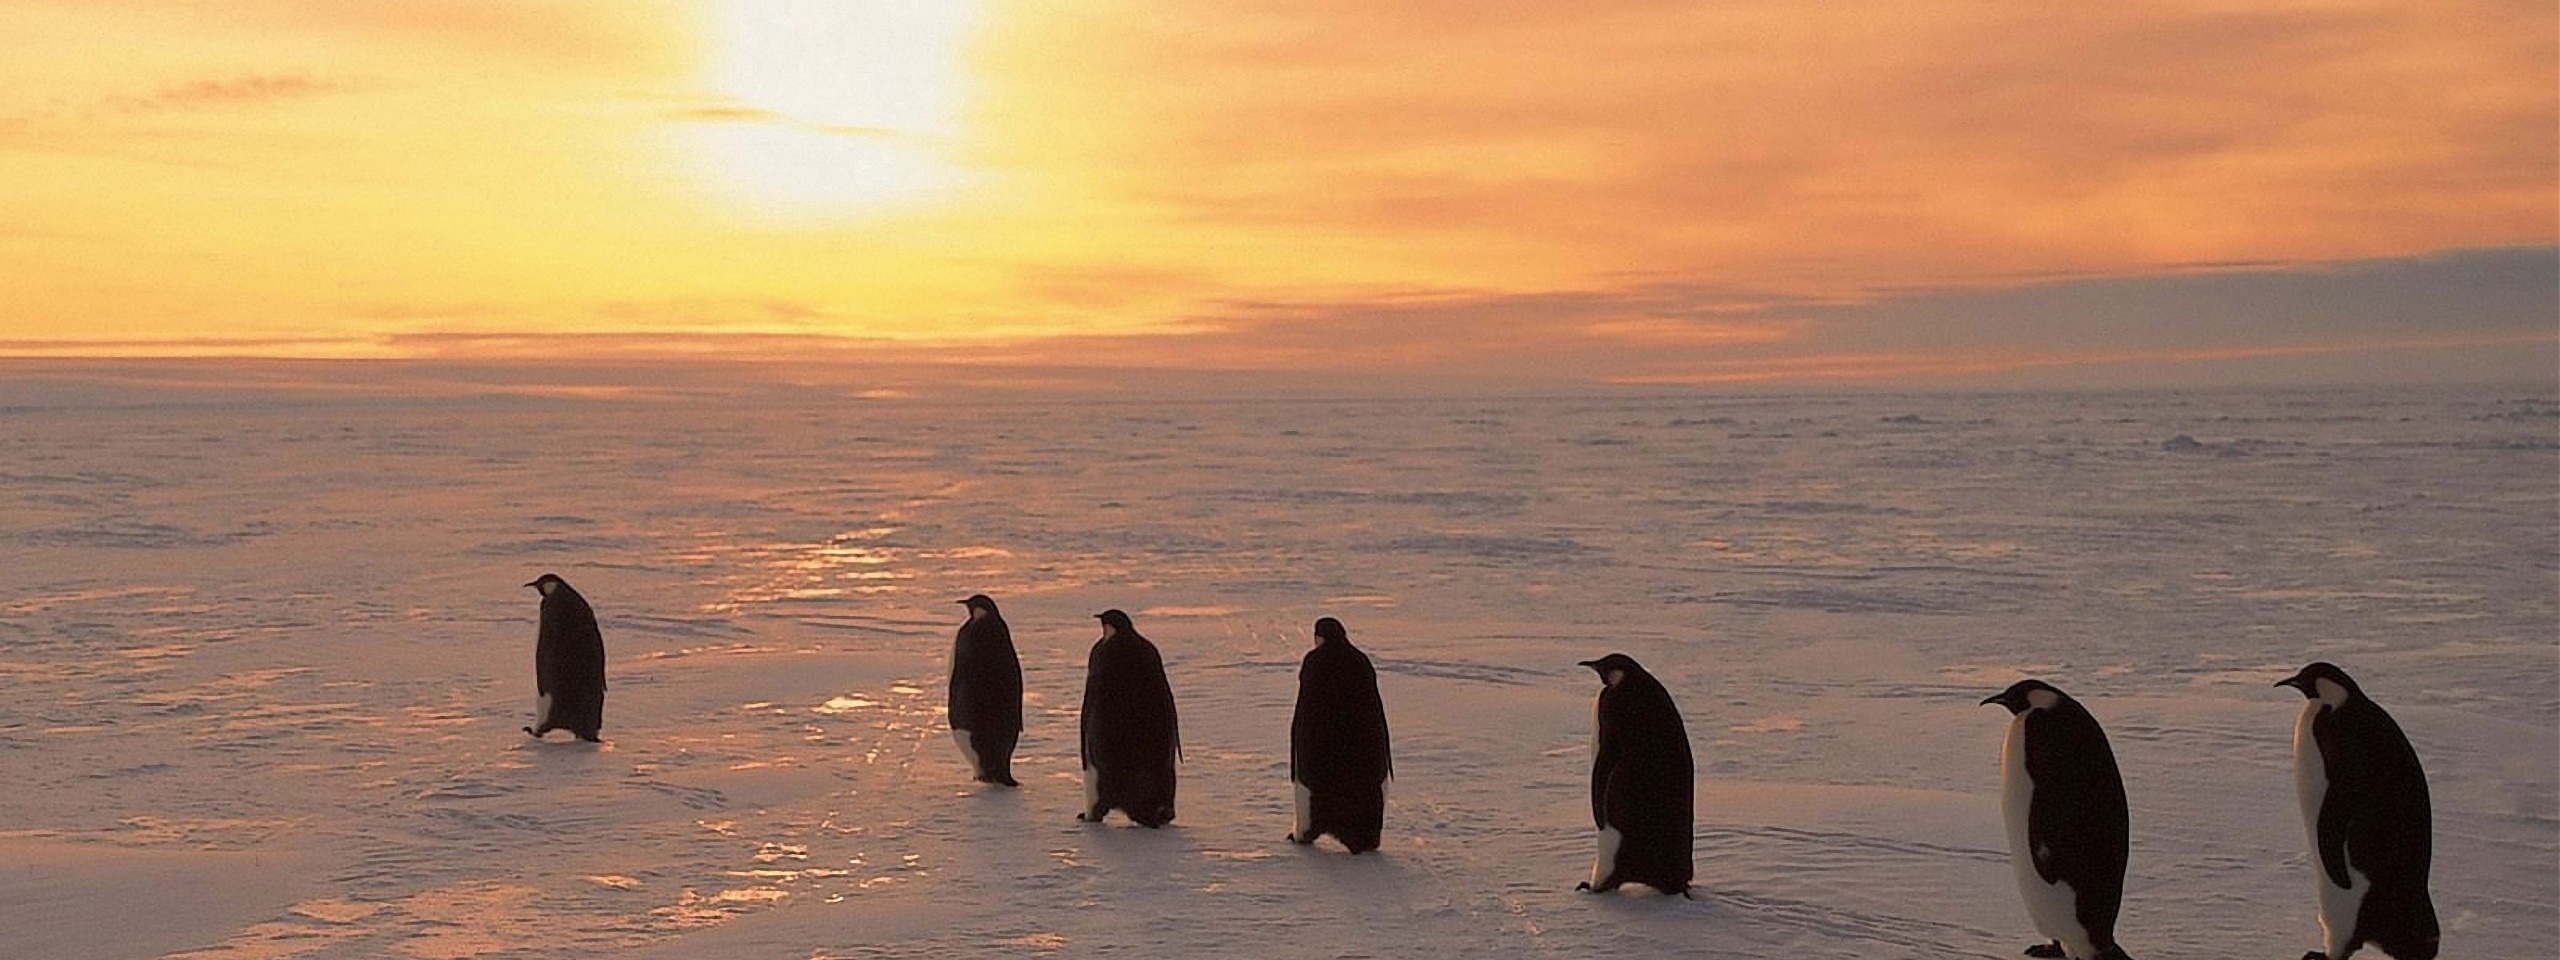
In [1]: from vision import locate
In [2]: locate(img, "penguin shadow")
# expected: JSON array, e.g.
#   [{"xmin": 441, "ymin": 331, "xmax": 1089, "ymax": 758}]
[
  {"xmin": 1580, "ymin": 880, "xmax": 1716, "ymax": 920},
  {"xmin": 1070, "ymin": 814, "xmax": 1201, "ymax": 874},
  {"xmin": 953, "ymin": 779, "xmax": 1028, "ymax": 801},
  {"xmin": 512, "ymin": 734, "xmax": 613, "ymax": 761},
  {"xmin": 1285, "ymin": 836, "xmax": 1420, "ymax": 884},
  {"xmin": 950, "ymin": 778, "xmax": 1032, "ymax": 825}
]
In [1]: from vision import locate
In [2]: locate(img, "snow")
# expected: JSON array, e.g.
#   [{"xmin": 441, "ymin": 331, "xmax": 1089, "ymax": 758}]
[{"xmin": 0, "ymin": 368, "xmax": 2552, "ymax": 958}]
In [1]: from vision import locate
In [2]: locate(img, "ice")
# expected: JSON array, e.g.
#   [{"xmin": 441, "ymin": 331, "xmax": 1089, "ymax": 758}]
[{"xmin": 0, "ymin": 366, "xmax": 2551, "ymax": 958}]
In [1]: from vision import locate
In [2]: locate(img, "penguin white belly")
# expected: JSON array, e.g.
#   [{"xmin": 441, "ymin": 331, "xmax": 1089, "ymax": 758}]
[
  {"xmin": 952, "ymin": 728, "xmax": 981, "ymax": 777},
  {"xmin": 1082, "ymin": 763, "xmax": 1100, "ymax": 812},
  {"xmin": 2296, "ymin": 702, "xmax": 2369, "ymax": 957},
  {"xmin": 2004, "ymin": 714, "xmax": 2095, "ymax": 958},
  {"xmin": 535, "ymin": 693, "xmax": 554, "ymax": 730},
  {"xmin": 1590, "ymin": 825, "xmax": 1623, "ymax": 887},
  {"xmin": 1292, "ymin": 779, "xmax": 1312, "ymax": 838}
]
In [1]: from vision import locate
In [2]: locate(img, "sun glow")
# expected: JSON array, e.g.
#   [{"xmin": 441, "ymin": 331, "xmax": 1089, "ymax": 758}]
[{"xmin": 682, "ymin": 0, "xmax": 984, "ymax": 219}]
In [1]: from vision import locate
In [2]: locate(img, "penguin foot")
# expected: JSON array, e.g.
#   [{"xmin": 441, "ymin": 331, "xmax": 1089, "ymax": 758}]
[
  {"xmin": 1574, "ymin": 882, "xmax": 1593, "ymax": 893},
  {"xmin": 2025, "ymin": 943, "xmax": 2065, "ymax": 958},
  {"xmin": 1286, "ymin": 832, "xmax": 1314, "ymax": 845},
  {"xmin": 522, "ymin": 726, "xmax": 540, "ymax": 738},
  {"xmin": 575, "ymin": 732, "xmax": 601, "ymax": 743},
  {"xmin": 2301, "ymin": 954, "xmax": 2329, "ymax": 960}
]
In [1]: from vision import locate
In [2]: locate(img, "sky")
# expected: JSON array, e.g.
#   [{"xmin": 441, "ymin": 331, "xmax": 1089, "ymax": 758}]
[{"xmin": 0, "ymin": 0, "xmax": 2552, "ymax": 387}]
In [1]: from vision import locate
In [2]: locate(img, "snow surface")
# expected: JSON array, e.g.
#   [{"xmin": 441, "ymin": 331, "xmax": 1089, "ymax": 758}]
[{"xmin": 0, "ymin": 370, "xmax": 2552, "ymax": 959}]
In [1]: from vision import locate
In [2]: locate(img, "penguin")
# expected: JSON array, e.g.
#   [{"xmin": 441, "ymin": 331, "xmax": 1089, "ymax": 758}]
[
  {"xmin": 1575, "ymin": 653, "xmax": 1693, "ymax": 897},
  {"xmin": 1077, "ymin": 610, "xmax": 1179, "ymax": 827},
  {"xmin": 1981, "ymin": 679, "xmax": 2134, "ymax": 960},
  {"xmin": 522, "ymin": 573, "xmax": 605, "ymax": 743},
  {"xmin": 948, "ymin": 594, "xmax": 1024, "ymax": 786},
  {"xmin": 1288, "ymin": 617, "xmax": 1392, "ymax": 853},
  {"xmin": 2276, "ymin": 662, "xmax": 2437, "ymax": 960}
]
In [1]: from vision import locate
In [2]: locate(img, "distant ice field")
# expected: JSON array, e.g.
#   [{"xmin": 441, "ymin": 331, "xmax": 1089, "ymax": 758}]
[{"xmin": 1, "ymin": 373, "xmax": 2552, "ymax": 958}]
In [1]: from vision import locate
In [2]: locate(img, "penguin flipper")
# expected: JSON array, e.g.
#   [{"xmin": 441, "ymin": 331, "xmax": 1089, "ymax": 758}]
[
  {"xmin": 2023, "ymin": 943, "xmax": 2064, "ymax": 958},
  {"xmin": 2314, "ymin": 780, "xmax": 2356, "ymax": 889},
  {"xmin": 1588, "ymin": 711, "xmax": 1619, "ymax": 830}
]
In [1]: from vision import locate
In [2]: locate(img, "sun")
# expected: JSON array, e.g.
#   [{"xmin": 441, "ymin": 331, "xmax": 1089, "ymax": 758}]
[{"xmin": 681, "ymin": 0, "xmax": 985, "ymax": 219}]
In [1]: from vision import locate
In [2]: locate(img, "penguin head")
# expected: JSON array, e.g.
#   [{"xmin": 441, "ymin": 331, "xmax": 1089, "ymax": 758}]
[
  {"xmin": 2276, "ymin": 662, "xmax": 2360, "ymax": 705},
  {"xmin": 958, "ymin": 594, "xmax": 999, "ymax": 619},
  {"xmin": 525, "ymin": 573, "xmax": 568, "ymax": 597},
  {"xmin": 1313, "ymin": 617, "xmax": 1348, "ymax": 645},
  {"xmin": 1980, "ymin": 679, "xmax": 2066, "ymax": 715},
  {"xmin": 1577, "ymin": 653, "xmax": 1645, "ymax": 687},
  {"xmin": 1095, "ymin": 609, "xmax": 1134, "ymax": 638}
]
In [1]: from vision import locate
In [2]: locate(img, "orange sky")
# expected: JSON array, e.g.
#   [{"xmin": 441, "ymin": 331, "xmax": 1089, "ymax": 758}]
[{"xmin": 1, "ymin": 0, "xmax": 2552, "ymax": 383}]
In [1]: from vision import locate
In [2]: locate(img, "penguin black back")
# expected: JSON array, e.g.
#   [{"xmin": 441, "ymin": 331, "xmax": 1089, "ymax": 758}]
[
  {"xmin": 2279, "ymin": 662, "xmax": 2437, "ymax": 960},
  {"xmin": 1983, "ymin": 679, "xmax": 2133, "ymax": 960},
  {"xmin": 1289, "ymin": 617, "xmax": 1392, "ymax": 853},
  {"xmin": 948, "ymin": 594, "xmax": 1023, "ymax": 786},
  {"xmin": 1079, "ymin": 610, "xmax": 1180, "ymax": 827},
  {"xmin": 525, "ymin": 573, "xmax": 606, "ymax": 742},
  {"xmin": 1577, "ymin": 652, "xmax": 1694, "ymax": 897}
]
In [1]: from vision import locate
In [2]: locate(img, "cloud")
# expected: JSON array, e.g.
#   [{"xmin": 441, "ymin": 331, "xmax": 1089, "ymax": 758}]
[
  {"xmin": 0, "ymin": 336, "xmax": 383, "ymax": 358},
  {"xmin": 975, "ymin": 0, "xmax": 2556, "ymax": 292},
  {"xmin": 662, "ymin": 104, "xmax": 786, "ymax": 124},
  {"xmin": 7, "ymin": 0, "xmax": 677, "ymax": 68},
  {"xmin": 7, "ymin": 248, "xmax": 2546, "ymax": 391},
  {"xmin": 0, "ymin": 74, "xmax": 353, "ymax": 133},
  {"xmin": 8, "ymin": 248, "xmax": 2545, "ymax": 387},
  {"xmin": 106, "ymin": 74, "xmax": 352, "ymax": 113},
  {"xmin": 961, "ymin": 246, "xmax": 2560, "ymax": 385}
]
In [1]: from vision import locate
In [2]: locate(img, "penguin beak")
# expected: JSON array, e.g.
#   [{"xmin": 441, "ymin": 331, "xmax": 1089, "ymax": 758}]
[
  {"xmin": 1977, "ymin": 694, "xmax": 2004, "ymax": 707},
  {"xmin": 523, "ymin": 579, "xmax": 539, "ymax": 589},
  {"xmin": 2274, "ymin": 676, "xmax": 2304, "ymax": 691},
  {"xmin": 1576, "ymin": 659, "xmax": 1600, "ymax": 670}
]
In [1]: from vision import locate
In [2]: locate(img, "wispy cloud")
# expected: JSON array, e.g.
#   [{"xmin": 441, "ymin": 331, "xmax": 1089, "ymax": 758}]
[
  {"xmin": 0, "ymin": 73, "xmax": 353, "ymax": 132},
  {"xmin": 6, "ymin": 248, "xmax": 2547, "ymax": 387},
  {"xmin": 110, "ymin": 74, "xmax": 350, "ymax": 112},
  {"xmin": 978, "ymin": 0, "xmax": 2555, "ymax": 290}
]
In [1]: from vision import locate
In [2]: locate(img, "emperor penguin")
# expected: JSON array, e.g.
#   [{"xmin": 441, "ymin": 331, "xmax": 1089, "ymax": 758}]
[
  {"xmin": 948, "ymin": 594, "xmax": 1023, "ymax": 787},
  {"xmin": 2276, "ymin": 662, "xmax": 2437, "ymax": 960},
  {"xmin": 1575, "ymin": 653, "xmax": 1693, "ymax": 897},
  {"xmin": 1077, "ymin": 610, "xmax": 1179, "ymax": 827},
  {"xmin": 523, "ymin": 573, "xmax": 606, "ymax": 742},
  {"xmin": 1981, "ymin": 679, "xmax": 2135, "ymax": 960},
  {"xmin": 1288, "ymin": 617, "xmax": 1392, "ymax": 853}
]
